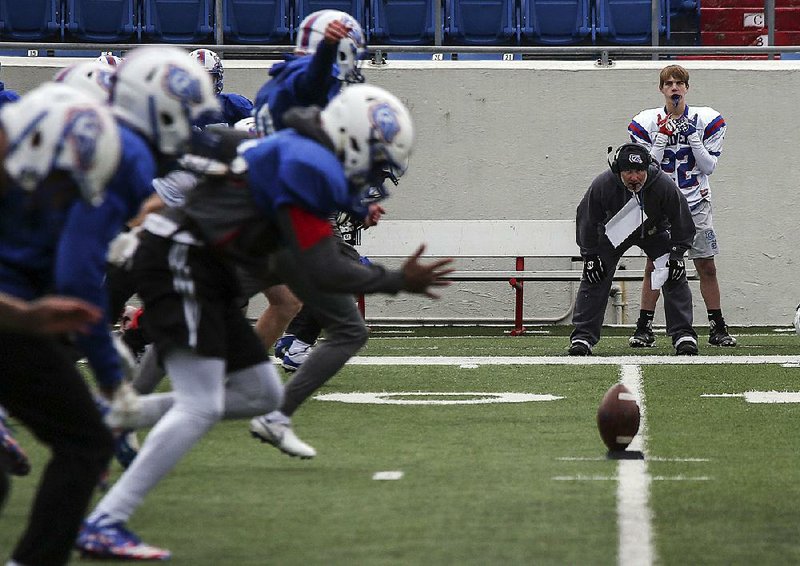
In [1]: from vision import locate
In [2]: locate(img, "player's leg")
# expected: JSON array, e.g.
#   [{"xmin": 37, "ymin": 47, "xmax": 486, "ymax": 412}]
[
  {"xmin": 250, "ymin": 291, "xmax": 367, "ymax": 458},
  {"xmin": 688, "ymin": 201, "xmax": 736, "ymax": 346},
  {"xmin": 253, "ymin": 283, "xmax": 302, "ymax": 354},
  {"xmin": 569, "ymin": 254, "xmax": 619, "ymax": 355},
  {"xmin": 629, "ymin": 257, "xmax": 659, "ymax": 347},
  {"xmin": 0, "ymin": 333, "xmax": 113, "ymax": 566}
]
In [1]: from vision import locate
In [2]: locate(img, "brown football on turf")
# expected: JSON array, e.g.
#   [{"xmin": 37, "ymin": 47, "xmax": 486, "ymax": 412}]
[{"xmin": 596, "ymin": 383, "xmax": 640, "ymax": 451}]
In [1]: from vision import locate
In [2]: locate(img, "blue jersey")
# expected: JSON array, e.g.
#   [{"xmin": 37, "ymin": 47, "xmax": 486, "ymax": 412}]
[
  {"xmin": 242, "ymin": 129, "xmax": 363, "ymax": 220},
  {"xmin": 0, "ymin": 123, "xmax": 156, "ymax": 387},
  {"xmin": 218, "ymin": 92, "xmax": 253, "ymax": 126},
  {"xmin": 0, "ymin": 82, "xmax": 19, "ymax": 107},
  {"xmin": 253, "ymin": 46, "xmax": 340, "ymax": 134}
]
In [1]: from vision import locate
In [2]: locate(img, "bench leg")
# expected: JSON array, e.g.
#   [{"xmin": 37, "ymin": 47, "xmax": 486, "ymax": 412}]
[{"xmin": 510, "ymin": 256, "xmax": 526, "ymax": 336}]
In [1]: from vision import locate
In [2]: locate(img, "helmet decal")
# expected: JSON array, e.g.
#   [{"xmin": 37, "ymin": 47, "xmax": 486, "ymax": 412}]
[
  {"xmin": 370, "ymin": 103, "xmax": 401, "ymax": 143},
  {"xmin": 64, "ymin": 108, "xmax": 103, "ymax": 172},
  {"xmin": 164, "ymin": 64, "xmax": 203, "ymax": 104}
]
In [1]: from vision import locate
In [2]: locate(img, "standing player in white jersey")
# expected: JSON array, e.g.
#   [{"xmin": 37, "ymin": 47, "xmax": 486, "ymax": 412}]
[{"xmin": 627, "ymin": 64, "xmax": 735, "ymax": 348}]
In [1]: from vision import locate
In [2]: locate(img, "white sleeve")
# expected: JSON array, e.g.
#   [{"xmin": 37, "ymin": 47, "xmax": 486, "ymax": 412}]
[{"xmin": 152, "ymin": 170, "xmax": 199, "ymax": 208}]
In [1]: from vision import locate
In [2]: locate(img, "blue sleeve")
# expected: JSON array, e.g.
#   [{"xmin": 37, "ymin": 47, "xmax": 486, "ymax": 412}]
[
  {"xmin": 220, "ymin": 93, "xmax": 254, "ymax": 126},
  {"xmin": 54, "ymin": 135, "xmax": 156, "ymax": 389},
  {"xmin": 293, "ymin": 43, "xmax": 338, "ymax": 106},
  {"xmin": 55, "ymin": 198, "xmax": 128, "ymax": 389}
]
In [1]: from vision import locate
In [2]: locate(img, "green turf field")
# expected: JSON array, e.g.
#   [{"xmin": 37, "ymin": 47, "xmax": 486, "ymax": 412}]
[{"xmin": 2, "ymin": 326, "xmax": 800, "ymax": 564}]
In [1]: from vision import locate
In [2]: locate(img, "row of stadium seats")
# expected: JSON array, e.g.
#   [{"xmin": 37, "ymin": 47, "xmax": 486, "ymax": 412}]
[{"xmin": 0, "ymin": 0, "xmax": 698, "ymax": 46}]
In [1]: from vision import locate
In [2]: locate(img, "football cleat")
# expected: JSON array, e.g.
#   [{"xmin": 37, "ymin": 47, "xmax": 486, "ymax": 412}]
[
  {"xmin": 568, "ymin": 341, "xmax": 592, "ymax": 356},
  {"xmin": 0, "ymin": 416, "xmax": 31, "ymax": 476},
  {"xmin": 273, "ymin": 334, "xmax": 295, "ymax": 360},
  {"xmin": 282, "ymin": 339, "xmax": 312, "ymax": 372},
  {"xmin": 76, "ymin": 515, "xmax": 171, "ymax": 560},
  {"xmin": 674, "ymin": 337, "xmax": 699, "ymax": 356},
  {"xmin": 249, "ymin": 416, "xmax": 316, "ymax": 459},
  {"xmin": 708, "ymin": 320, "xmax": 737, "ymax": 347},
  {"xmin": 628, "ymin": 324, "xmax": 655, "ymax": 348}
]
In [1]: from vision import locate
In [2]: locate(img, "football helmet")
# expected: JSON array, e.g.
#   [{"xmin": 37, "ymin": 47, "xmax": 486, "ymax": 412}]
[
  {"xmin": 96, "ymin": 54, "xmax": 123, "ymax": 67},
  {"xmin": 320, "ymin": 84, "xmax": 413, "ymax": 191},
  {"xmin": 295, "ymin": 10, "xmax": 366, "ymax": 83},
  {"xmin": 111, "ymin": 46, "xmax": 221, "ymax": 156},
  {"xmin": 0, "ymin": 83, "xmax": 121, "ymax": 206},
  {"xmin": 189, "ymin": 48, "xmax": 224, "ymax": 94},
  {"xmin": 53, "ymin": 60, "xmax": 115, "ymax": 104}
]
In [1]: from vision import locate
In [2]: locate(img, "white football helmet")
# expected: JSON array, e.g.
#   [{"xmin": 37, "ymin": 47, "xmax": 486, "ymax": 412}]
[
  {"xmin": 320, "ymin": 84, "xmax": 413, "ymax": 190},
  {"xmin": 0, "ymin": 83, "xmax": 121, "ymax": 206},
  {"xmin": 295, "ymin": 10, "xmax": 366, "ymax": 83},
  {"xmin": 96, "ymin": 54, "xmax": 123, "ymax": 67},
  {"xmin": 53, "ymin": 60, "xmax": 115, "ymax": 104},
  {"xmin": 111, "ymin": 45, "xmax": 221, "ymax": 156},
  {"xmin": 189, "ymin": 48, "xmax": 223, "ymax": 94}
]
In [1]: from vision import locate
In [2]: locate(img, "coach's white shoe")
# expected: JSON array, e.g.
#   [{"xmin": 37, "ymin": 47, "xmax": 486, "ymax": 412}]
[{"xmin": 249, "ymin": 414, "xmax": 316, "ymax": 459}]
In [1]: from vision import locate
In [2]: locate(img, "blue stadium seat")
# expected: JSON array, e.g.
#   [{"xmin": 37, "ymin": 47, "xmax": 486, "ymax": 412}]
[
  {"xmin": 295, "ymin": 0, "xmax": 366, "ymax": 33},
  {"xmin": 669, "ymin": 0, "xmax": 696, "ymax": 16},
  {"xmin": 224, "ymin": 0, "xmax": 290, "ymax": 44},
  {"xmin": 521, "ymin": 0, "xmax": 590, "ymax": 45},
  {"xmin": 595, "ymin": 0, "xmax": 667, "ymax": 44},
  {"xmin": 65, "ymin": 0, "xmax": 136, "ymax": 42},
  {"xmin": 0, "ymin": 0, "xmax": 61, "ymax": 41},
  {"xmin": 447, "ymin": 0, "xmax": 517, "ymax": 45},
  {"xmin": 142, "ymin": 0, "xmax": 214, "ymax": 43},
  {"xmin": 371, "ymin": 0, "xmax": 438, "ymax": 44}
]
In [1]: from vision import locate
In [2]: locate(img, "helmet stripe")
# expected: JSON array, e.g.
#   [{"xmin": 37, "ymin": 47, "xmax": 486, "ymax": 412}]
[{"xmin": 299, "ymin": 12, "xmax": 324, "ymax": 53}]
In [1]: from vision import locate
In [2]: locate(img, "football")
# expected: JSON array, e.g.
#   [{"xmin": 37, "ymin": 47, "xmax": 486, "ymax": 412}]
[{"xmin": 596, "ymin": 383, "xmax": 640, "ymax": 451}]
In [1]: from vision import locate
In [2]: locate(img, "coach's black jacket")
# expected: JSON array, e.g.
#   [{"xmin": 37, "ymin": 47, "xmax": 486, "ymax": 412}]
[{"xmin": 575, "ymin": 164, "xmax": 695, "ymax": 261}]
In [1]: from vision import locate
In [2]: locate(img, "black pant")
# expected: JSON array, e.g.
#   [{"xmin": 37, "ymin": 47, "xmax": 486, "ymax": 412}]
[{"xmin": 0, "ymin": 332, "xmax": 114, "ymax": 566}]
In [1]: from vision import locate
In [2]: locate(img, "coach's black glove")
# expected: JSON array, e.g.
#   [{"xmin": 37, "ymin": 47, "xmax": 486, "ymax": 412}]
[
  {"xmin": 582, "ymin": 255, "xmax": 605, "ymax": 284},
  {"xmin": 668, "ymin": 259, "xmax": 686, "ymax": 281}
]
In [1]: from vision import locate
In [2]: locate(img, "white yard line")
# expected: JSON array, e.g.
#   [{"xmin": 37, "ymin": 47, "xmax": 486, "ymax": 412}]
[
  {"xmin": 617, "ymin": 364, "xmax": 653, "ymax": 566},
  {"xmin": 347, "ymin": 355, "xmax": 798, "ymax": 366}
]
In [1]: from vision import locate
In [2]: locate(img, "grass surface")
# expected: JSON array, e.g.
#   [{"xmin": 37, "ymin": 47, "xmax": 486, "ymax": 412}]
[{"xmin": 1, "ymin": 327, "xmax": 799, "ymax": 564}]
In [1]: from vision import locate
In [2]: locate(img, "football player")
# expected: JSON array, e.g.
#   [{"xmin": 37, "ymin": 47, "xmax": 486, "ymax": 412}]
[
  {"xmin": 627, "ymin": 64, "xmax": 734, "ymax": 348},
  {"xmin": 190, "ymin": 48, "xmax": 253, "ymax": 127},
  {"xmin": 76, "ymin": 85, "xmax": 449, "ymax": 559},
  {"xmin": 0, "ymin": 83, "xmax": 120, "ymax": 566}
]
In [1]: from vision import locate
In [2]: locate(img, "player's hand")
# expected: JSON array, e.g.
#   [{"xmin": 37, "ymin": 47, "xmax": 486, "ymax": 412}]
[
  {"xmin": 401, "ymin": 245, "xmax": 455, "ymax": 299},
  {"xmin": 104, "ymin": 381, "xmax": 141, "ymax": 430},
  {"xmin": 324, "ymin": 20, "xmax": 350, "ymax": 44},
  {"xmin": 657, "ymin": 114, "xmax": 679, "ymax": 137},
  {"xmin": 667, "ymin": 259, "xmax": 686, "ymax": 281},
  {"xmin": 673, "ymin": 116, "xmax": 696, "ymax": 136},
  {"xmin": 582, "ymin": 255, "xmax": 605, "ymax": 284},
  {"xmin": 363, "ymin": 203, "xmax": 385, "ymax": 228},
  {"xmin": 23, "ymin": 296, "xmax": 102, "ymax": 335}
]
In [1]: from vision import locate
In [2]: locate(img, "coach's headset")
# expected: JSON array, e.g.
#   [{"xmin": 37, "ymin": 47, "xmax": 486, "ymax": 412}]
[{"xmin": 607, "ymin": 143, "xmax": 653, "ymax": 175}]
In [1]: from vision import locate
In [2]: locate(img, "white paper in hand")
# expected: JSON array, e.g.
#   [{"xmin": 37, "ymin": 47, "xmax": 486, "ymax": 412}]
[
  {"xmin": 604, "ymin": 197, "xmax": 647, "ymax": 248},
  {"xmin": 651, "ymin": 252, "xmax": 670, "ymax": 290}
]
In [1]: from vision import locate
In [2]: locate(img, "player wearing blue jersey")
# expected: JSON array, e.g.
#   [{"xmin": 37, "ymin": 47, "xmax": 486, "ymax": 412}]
[
  {"xmin": 190, "ymin": 48, "xmax": 253, "ymax": 127},
  {"xmin": 253, "ymin": 9, "xmax": 365, "ymax": 136},
  {"xmin": 627, "ymin": 65, "xmax": 734, "ymax": 348},
  {"xmin": 0, "ymin": 79, "xmax": 19, "ymax": 106},
  {"xmin": 77, "ymin": 85, "xmax": 449, "ymax": 560},
  {"xmin": 0, "ymin": 83, "xmax": 120, "ymax": 566}
]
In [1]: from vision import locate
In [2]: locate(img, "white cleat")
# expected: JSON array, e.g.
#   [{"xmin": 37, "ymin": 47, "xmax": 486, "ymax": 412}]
[{"xmin": 249, "ymin": 416, "xmax": 316, "ymax": 459}]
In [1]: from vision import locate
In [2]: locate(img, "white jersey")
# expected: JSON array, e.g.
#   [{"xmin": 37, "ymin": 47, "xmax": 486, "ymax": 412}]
[{"xmin": 628, "ymin": 105, "xmax": 726, "ymax": 208}]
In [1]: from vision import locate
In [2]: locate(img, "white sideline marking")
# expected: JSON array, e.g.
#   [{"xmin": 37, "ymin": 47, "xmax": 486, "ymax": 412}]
[
  {"xmin": 347, "ymin": 355, "xmax": 798, "ymax": 366},
  {"xmin": 617, "ymin": 364, "xmax": 653, "ymax": 566},
  {"xmin": 553, "ymin": 475, "xmax": 710, "ymax": 481},
  {"xmin": 459, "ymin": 363, "xmax": 480, "ymax": 369},
  {"xmin": 702, "ymin": 391, "xmax": 800, "ymax": 403},
  {"xmin": 373, "ymin": 471, "xmax": 404, "ymax": 481},
  {"xmin": 314, "ymin": 392, "xmax": 563, "ymax": 405}
]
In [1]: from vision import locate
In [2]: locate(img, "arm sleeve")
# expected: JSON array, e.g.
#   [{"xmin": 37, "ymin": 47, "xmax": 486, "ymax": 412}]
[
  {"xmin": 275, "ymin": 206, "xmax": 405, "ymax": 295},
  {"xmin": 55, "ymin": 199, "xmax": 127, "ymax": 389},
  {"xmin": 687, "ymin": 133, "xmax": 718, "ymax": 175},
  {"xmin": 294, "ymin": 42, "xmax": 337, "ymax": 105},
  {"xmin": 575, "ymin": 184, "xmax": 604, "ymax": 257}
]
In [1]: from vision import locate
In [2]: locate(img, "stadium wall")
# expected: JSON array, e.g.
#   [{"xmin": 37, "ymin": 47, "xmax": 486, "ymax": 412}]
[{"xmin": 1, "ymin": 58, "xmax": 796, "ymax": 327}]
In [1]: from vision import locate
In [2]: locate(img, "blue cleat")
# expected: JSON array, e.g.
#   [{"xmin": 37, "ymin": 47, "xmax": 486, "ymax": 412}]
[{"xmin": 76, "ymin": 515, "xmax": 171, "ymax": 560}]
